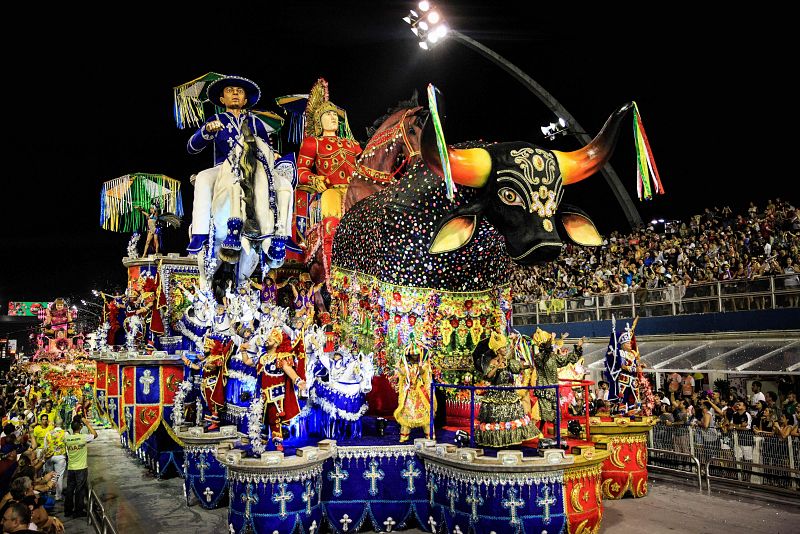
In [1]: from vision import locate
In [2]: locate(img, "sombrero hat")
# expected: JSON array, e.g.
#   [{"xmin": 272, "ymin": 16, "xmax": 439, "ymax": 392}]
[{"xmin": 206, "ymin": 75, "xmax": 261, "ymax": 108}]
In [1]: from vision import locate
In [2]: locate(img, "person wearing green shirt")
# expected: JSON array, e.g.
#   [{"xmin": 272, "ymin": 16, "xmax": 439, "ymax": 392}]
[{"xmin": 63, "ymin": 415, "xmax": 97, "ymax": 518}]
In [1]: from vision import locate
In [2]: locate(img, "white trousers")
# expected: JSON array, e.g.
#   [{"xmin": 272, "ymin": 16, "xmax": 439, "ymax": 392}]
[{"xmin": 46, "ymin": 454, "xmax": 67, "ymax": 499}]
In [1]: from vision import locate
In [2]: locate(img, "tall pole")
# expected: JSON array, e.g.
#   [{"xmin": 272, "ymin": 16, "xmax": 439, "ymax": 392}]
[{"xmin": 448, "ymin": 30, "xmax": 642, "ymax": 229}]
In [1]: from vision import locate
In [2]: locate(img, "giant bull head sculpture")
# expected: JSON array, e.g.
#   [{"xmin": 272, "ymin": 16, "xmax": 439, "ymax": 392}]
[{"xmin": 424, "ymin": 95, "xmax": 633, "ymax": 265}]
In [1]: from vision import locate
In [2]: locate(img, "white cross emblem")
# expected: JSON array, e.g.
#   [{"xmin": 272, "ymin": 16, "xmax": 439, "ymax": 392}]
[
  {"xmin": 453, "ymin": 526, "xmax": 464, "ymax": 534},
  {"xmin": 328, "ymin": 461, "xmax": 349, "ymax": 497},
  {"xmin": 401, "ymin": 460, "xmax": 421, "ymax": 494},
  {"xmin": 428, "ymin": 516, "xmax": 438, "ymax": 532},
  {"xmin": 139, "ymin": 369, "xmax": 155, "ymax": 395},
  {"xmin": 382, "ymin": 516, "xmax": 397, "ymax": 531},
  {"xmin": 308, "ymin": 521, "xmax": 318, "ymax": 534},
  {"xmin": 537, "ymin": 485, "xmax": 556, "ymax": 525},
  {"xmin": 363, "ymin": 460, "xmax": 385, "ymax": 496},
  {"xmin": 204, "ymin": 487, "xmax": 214, "ymax": 503},
  {"xmin": 465, "ymin": 485, "xmax": 484, "ymax": 523},
  {"xmin": 447, "ymin": 483, "xmax": 458, "ymax": 513},
  {"xmin": 302, "ymin": 481, "xmax": 315, "ymax": 515},
  {"xmin": 197, "ymin": 454, "xmax": 209, "ymax": 482},
  {"xmin": 340, "ymin": 514, "xmax": 353, "ymax": 532},
  {"xmin": 242, "ymin": 483, "xmax": 259, "ymax": 519},
  {"xmin": 427, "ymin": 477, "xmax": 439, "ymax": 505},
  {"xmin": 502, "ymin": 487, "xmax": 525, "ymax": 525},
  {"xmin": 272, "ymin": 483, "xmax": 294, "ymax": 519}
]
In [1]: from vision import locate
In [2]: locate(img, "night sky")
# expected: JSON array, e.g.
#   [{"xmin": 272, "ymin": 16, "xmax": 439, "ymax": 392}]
[{"xmin": 0, "ymin": 2, "xmax": 785, "ymax": 308}]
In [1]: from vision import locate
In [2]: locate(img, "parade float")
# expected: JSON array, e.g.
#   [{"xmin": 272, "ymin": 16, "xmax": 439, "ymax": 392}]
[{"xmin": 82, "ymin": 71, "xmax": 665, "ymax": 533}]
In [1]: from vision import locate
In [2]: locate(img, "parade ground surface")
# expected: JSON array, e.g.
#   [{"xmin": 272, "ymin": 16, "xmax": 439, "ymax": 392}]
[{"xmin": 70, "ymin": 429, "xmax": 800, "ymax": 534}]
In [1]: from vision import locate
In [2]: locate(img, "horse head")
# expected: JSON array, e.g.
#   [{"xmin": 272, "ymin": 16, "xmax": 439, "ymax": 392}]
[{"xmin": 344, "ymin": 93, "xmax": 428, "ymax": 212}]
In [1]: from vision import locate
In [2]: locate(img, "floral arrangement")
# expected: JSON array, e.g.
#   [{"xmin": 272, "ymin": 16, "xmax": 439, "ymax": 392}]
[
  {"xmin": 171, "ymin": 380, "xmax": 194, "ymax": 427},
  {"xmin": 248, "ymin": 396, "xmax": 266, "ymax": 456}
]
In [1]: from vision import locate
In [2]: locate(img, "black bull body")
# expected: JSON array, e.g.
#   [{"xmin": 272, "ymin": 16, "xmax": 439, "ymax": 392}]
[{"xmin": 332, "ymin": 102, "xmax": 633, "ymax": 291}]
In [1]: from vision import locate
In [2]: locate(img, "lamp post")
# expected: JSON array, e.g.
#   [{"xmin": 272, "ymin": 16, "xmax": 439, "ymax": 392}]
[{"xmin": 403, "ymin": 3, "xmax": 643, "ymax": 229}]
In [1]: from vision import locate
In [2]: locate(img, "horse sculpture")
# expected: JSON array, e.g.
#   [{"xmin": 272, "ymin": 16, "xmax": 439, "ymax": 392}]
[{"xmin": 306, "ymin": 94, "xmax": 427, "ymax": 313}]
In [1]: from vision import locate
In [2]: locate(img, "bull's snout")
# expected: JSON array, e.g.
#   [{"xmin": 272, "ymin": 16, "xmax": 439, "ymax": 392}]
[{"xmin": 509, "ymin": 240, "xmax": 562, "ymax": 265}]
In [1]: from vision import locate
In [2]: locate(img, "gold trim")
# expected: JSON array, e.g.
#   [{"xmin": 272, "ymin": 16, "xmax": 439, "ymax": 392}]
[
  {"xmin": 636, "ymin": 447, "xmax": 647, "ymax": 469},
  {"xmin": 570, "ymin": 482, "xmax": 584, "ymax": 513},
  {"xmin": 635, "ymin": 477, "xmax": 648, "ymax": 497},
  {"xmin": 609, "ymin": 443, "xmax": 626, "ymax": 469},
  {"xmin": 564, "ymin": 462, "xmax": 603, "ymax": 483}
]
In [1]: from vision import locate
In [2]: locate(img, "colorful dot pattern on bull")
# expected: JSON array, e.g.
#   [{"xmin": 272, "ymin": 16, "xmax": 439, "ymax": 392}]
[{"xmin": 332, "ymin": 144, "xmax": 510, "ymax": 292}]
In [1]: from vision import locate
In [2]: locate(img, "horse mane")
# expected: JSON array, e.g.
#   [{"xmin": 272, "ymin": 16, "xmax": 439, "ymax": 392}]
[{"xmin": 365, "ymin": 90, "xmax": 421, "ymax": 138}]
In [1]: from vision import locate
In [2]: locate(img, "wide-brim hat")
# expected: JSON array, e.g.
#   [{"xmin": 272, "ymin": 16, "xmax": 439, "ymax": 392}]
[{"xmin": 206, "ymin": 75, "xmax": 261, "ymax": 108}]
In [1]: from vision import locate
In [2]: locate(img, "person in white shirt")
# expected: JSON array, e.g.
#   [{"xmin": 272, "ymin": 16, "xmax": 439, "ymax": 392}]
[
  {"xmin": 749, "ymin": 381, "xmax": 766, "ymax": 412},
  {"xmin": 595, "ymin": 381, "xmax": 610, "ymax": 401}
]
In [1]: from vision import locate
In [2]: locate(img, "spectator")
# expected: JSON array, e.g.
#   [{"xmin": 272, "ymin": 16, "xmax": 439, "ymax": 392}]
[
  {"xmin": 1, "ymin": 501, "xmax": 38, "ymax": 533},
  {"xmin": 595, "ymin": 381, "xmax": 610, "ymax": 401},
  {"xmin": 749, "ymin": 381, "xmax": 766, "ymax": 413},
  {"xmin": 63, "ymin": 415, "xmax": 97, "ymax": 518},
  {"xmin": 731, "ymin": 400, "xmax": 754, "ymax": 480},
  {"xmin": 680, "ymin": 373, "xmax": 695, "ymax": 399}
]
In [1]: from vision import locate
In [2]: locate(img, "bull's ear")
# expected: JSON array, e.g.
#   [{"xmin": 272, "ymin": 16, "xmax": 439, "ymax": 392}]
[
  {"xmin": 558, "ymin": 205, "xmax": 602, "ymax": 246},
  {"xmin": 429, "ymin": 201, "xmax": 485, "ymax": 254}
]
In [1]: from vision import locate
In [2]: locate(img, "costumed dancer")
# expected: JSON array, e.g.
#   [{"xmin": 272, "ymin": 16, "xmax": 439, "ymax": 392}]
[
  {"xmin": 393, "ymin": 337, "xmax": 435, "ymax": 442},
  {"xmin": 511, "ymin": 332, "xmax": 540, "ymax": 423},
  {"xmin": 243, "ymin": 327, "xmax": 307, "ymax": 451},
  {"xmin": 605, "ymin": 316, "xmax": 642, "ymax": 413},
  {"xmin": 135, "ymin": 202, "xmax": 161, "ymax": 256},
  {"xmin": 185, "ymin": 74, "xmax": 293, "ymax": 265},
  {"xmin": 296, "ymin": 78, "xmax": 362, "ymax": 282},
  {"xmin": 531, "ymin": 328, "xmax": 585, "ymax": 435},
  {"xmin": 473, "ymin": 331, "xmax": 538, "ymax": 447}
]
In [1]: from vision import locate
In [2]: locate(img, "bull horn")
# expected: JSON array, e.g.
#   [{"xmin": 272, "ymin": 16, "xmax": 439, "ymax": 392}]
[
  {"xmin": 554, "ymin": 102, "xmax": 633, "ymax": 185},
  {"xmin": 421, "ymin": 96, "xmax": 492, "ymax": 188}
]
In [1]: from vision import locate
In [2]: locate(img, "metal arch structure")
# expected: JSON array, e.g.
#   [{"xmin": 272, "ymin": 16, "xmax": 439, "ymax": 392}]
[{"xmin": 448, "ymin": 30, "xmax": 643, "ymax": 229}]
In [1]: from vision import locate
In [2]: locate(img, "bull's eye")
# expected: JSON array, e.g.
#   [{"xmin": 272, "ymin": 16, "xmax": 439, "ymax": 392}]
[{"xmin": 498, "ymin": 187, "xmax": 524, "ymax": 207}]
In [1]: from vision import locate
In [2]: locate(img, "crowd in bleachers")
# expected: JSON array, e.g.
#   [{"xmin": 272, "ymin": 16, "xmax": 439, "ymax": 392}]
[{"xmin": 511, "ymin": 198, "xmax": 800, "ymax": 306}]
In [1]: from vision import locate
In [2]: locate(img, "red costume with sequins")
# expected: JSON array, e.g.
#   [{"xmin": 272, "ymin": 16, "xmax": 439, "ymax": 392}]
[
  {"xmin": 258, "ymin": 332, "xmax": 306, "ymax": 441},
  {"xmin": 297, "ymin": 136, "xmax": 362, "ymax": 189},
  {"xmin": 297, "ymin": 135, "xmax": 362, "ymax": 277},
  {"xmin": 203, "ymin": 338, "xmax": 233, "ymax": 412}
]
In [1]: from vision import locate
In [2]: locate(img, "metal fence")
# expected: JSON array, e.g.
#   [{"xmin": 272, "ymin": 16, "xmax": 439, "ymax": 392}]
[
  {"xmin": 647, "ymin": 423, "xmax": 800, "ymax": 493},
  {"xmin": 513, "ymin": 273, "xmax": 800, "ymax": 325}
]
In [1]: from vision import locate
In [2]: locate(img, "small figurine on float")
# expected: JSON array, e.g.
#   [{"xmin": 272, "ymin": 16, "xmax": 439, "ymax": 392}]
[
  {"xmin": 242, "ymin": 327, "xmax": 307, "ymax": 451},
  {"xmin": 181, "ymin": 314, "xmax": 233, "ymax": 431},
  {"xmin": 43, "ymin": 299, "xmax": 74, "ymax": 337},
  {"xmin": 250, "ymin": 271, "xmax": 288, "ymax": 308},
  {"xmin": 605, "ymin": 316, "xmax": 642, "ymax": 414},
  {"xmin": 473, "ymin": 331, "xmax": 539, "ymax": 447},
  {"xmin": 225, "ymin": 322, "xmax": 260, "ymax": 429},
  {"xmin": 393, "ymin": 336, "xmax": 435, "ymax": 442},
  {"xmin": 96, "ymin": 291, "xmax": 126, "ymax": 346},
  {"xmin": 530, "ymin": 328, "xmax": 585, "ymax": 435},
  {"xmin": 305, "ymin": 343, "xmax": 374, "ymax": 439}
]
